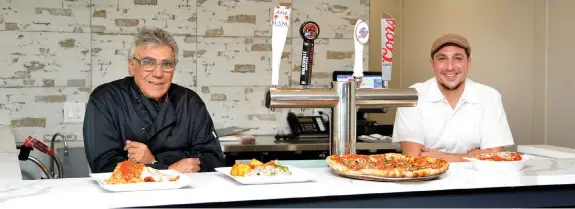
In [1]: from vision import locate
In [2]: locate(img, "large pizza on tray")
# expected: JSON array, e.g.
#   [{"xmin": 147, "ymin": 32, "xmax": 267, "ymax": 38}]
[{"xmin": 326, "ymin": 153, "xmax": 449, "ymax": 178}]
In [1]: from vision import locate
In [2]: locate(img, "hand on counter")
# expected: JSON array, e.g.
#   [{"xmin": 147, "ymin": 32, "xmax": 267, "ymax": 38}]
[
  {"xmin": 420, "ymin": 148, "xmax": 445, "ymax": 158},
  {"xmin": 421, "ymin": 148, "xmax": 465, "ymax": 162},
  {"xmin": 124, "ymin": 140, "xmax": 155, "ymax": 164},
  {"xmin": 169, "ymin": 158, "xmax": 201, "ymax": 173}
]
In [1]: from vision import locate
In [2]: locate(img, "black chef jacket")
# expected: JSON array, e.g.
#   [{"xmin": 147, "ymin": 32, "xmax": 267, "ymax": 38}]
[{"xmin": 83, "ymin": 76, "xmax": 225, "ymax": 173}]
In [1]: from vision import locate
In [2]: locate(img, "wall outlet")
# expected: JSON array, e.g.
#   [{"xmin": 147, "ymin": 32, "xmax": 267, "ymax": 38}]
[{"xmin": 63, "ymin": 102, "xmax": 86, "ymax": 123}]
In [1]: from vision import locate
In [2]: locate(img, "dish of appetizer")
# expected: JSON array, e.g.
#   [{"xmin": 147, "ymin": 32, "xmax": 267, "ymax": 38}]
[
  {"xmin": 230, "ymin": 159, "xmax": 292, "ymax": 177},
  {"xmin": 89, "ymin": 160, "xmax": 191, "ymax": 192},
  {"xmin": 463, "ymin": 151, "xmax": 531, "ymax": 171},
  {"xmin": 215, "ymin": 159, "xmax": 315, "ymax": 185}
]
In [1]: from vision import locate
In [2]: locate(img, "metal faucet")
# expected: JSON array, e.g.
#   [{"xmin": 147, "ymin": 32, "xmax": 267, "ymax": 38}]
[
  {"xmin": 16, "ymin": 144, "xmax": 55, "ymax": 179},
  {"xmin": 28, "ymin": 156, "xmax": 55, "ymax": 179},
  {"xmin": 49, "ymin": 132, "xmax": 68, "ymax": 178}
]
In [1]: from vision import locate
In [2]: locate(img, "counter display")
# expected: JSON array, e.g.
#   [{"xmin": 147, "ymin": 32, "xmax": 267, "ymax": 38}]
[{"xmin": 1, "ymin": 155, "xmax": 575, "ymax": 208}]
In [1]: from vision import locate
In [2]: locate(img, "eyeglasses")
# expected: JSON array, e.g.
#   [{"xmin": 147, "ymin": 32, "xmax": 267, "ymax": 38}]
[{"xmin": 132, "ymin": 57, "xmax": 177, "ymax": 72}]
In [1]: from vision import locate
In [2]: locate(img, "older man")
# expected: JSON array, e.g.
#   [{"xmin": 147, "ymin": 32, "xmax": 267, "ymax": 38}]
[
  {"xmin": 83, "ymin": 27, "xmax": 225, "ymax": 173},
  {"xmin": 392, "ymin": 33, "xmax": 514, "ymax": 162}
]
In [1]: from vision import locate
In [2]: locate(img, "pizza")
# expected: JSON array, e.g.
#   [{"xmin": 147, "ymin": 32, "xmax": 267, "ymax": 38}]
[
  {"xmin": 326, "ymin": 153, "xmax": 449, "ymax": 178},
  {"xmin": 475, "ymin": 151, "xmax": 523, "ymax": 161}
]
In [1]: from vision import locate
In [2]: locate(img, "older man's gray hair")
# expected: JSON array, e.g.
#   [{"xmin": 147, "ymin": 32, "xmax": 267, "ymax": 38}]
[{"xmin": 128, "ymin": 27, "xmax": 179, "ymax": 60}]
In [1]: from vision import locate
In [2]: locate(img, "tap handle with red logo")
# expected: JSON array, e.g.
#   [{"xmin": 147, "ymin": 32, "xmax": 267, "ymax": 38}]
[
  {"xmin": 23, "ymin": 136, "xmax": 54, "ymax": 156},
  {"xmin": 299, "ymin": 21, "xmax": 320, "ymax": 87}
]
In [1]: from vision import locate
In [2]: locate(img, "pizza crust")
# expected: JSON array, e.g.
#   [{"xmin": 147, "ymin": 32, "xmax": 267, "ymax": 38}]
[{"xmin": 326, "ymin": 155, "xmax": 363, "ymax": 176}]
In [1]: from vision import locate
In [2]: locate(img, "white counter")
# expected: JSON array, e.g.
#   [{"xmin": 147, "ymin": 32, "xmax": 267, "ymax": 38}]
[{"xmin": 1, "ymin": 156, "xmax": 575, "ymax": 208}]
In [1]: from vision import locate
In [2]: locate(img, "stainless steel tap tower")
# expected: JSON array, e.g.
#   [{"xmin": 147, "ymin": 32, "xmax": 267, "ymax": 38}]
[
  {"xmin": 267, "ymin": 11, "xmax": 417, "ymax": 156},
  {"xmin": 265, "ymin": 82, "xmax": 418, "ymax": 155}
]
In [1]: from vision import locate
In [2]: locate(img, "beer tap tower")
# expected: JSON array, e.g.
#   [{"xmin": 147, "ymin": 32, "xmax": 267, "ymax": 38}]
[{"xmin": 268, "ymin": 8, "xmax": 417, "ymax": 156}]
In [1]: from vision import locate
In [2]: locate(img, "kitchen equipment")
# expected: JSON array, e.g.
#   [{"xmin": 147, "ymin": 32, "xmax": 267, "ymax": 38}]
[
  {"xmin": 49, "ymin": 133, "xmax": 68, "ymax": 178},
  {"xmin": 17, "ymin": 136, "xmax": 65, "ymax": 179}
]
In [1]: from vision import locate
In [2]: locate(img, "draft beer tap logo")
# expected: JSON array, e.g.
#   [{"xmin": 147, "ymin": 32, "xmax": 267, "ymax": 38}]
[
  {"xmin": 354, "ymin": 20, "xmax": 369, "ymax": 44},
  {"xmin": 301, "ymin": 22, "xmax": 320, "ymax": 40},
  {"xmin": 358, "ymin": 27, "xmax": 368, "ymax": 39},
  {"xmin": 272, "ymin": 6, "xmax": 291, "ymax": 27},
  {"xmin": 381, "ymin": 19, "xmax": 396, "ymax": 64}
]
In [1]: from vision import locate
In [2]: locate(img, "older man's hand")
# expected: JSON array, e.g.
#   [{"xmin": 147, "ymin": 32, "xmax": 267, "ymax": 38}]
[
  {"xmin": 124, "ymin": 140, "xmax": 155, "ymax": 164},
  {"xmin": 169, "ymin": 158, "xmax": 201, "ymax": 173}
]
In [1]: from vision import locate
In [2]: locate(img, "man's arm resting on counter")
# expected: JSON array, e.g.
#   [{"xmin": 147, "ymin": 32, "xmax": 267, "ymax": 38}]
[
  {"xmin": 399, "ymin": 141, "xmax": 504, "ymax": 162},
  {"xmin": 84, "ymin": 95, "xmax": 173, "ymax": 171},
  {"xmin": 153, "ymin": 99, "xmax": 226, "ymax": 172},
  {"xmin": 188, "ymin": 100, "xmax": 226, "ymax": 172},
  {"xmin": 399, "ymin": 141, "xmax": 424, "ymax": 157},
  {"xmin": 83, "ymin": 95, "xmax": 127, "ymax": 173}
]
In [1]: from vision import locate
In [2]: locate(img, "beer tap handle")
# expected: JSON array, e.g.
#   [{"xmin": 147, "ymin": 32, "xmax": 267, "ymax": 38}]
[
  {"xmin": 271, "ymin": 5, "xmax": 291, "ymax": 87},
  {"xmin": 353, "ymin": 19, "xmax": 369, "ymax": 81},
  {"xmin": 299, "ymin": 21, "xmax": 320, "ymax": 88}
]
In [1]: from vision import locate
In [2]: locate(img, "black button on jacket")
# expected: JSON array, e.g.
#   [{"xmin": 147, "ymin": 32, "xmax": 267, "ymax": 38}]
[{"xmin": 83, "ymin": 76, "xmax": 225, "ymax": 173}]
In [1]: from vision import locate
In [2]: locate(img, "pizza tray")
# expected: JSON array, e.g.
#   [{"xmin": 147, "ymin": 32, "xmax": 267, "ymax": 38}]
[{"xmin": 330, "ymin": 169, "xmax": 443, "ymax": 182}]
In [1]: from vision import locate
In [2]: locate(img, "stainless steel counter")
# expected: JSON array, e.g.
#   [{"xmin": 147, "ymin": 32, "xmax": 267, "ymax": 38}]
[{"xmin": 220, "ymin": 135, "xmax": 398, "ymax": 153}]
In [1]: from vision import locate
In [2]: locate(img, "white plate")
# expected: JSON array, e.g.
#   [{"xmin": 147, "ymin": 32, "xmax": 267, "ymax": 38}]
[
  {"xmin": 89, "ymin": 169, "xmax": 192, "ymax": 192},
  {"xmin": 215, "ymin": 166, "xmax": 316, "ymax": 185},
  {"xmin": 463, "ymin": 154, "xmax": 532, "ymax": 171}
]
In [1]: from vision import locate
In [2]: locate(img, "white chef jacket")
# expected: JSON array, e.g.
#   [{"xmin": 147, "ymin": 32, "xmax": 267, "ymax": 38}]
[{"xmin": 392, "ymin": 78, "xmax": 514, "ymax": 154}]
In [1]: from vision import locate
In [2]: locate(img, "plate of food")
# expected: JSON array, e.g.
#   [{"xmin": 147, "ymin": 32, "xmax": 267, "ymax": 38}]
[
  {"xmin": 215, "ymin": 159, "xmax": 316, "ymax": 185},
  {"xmin": 89, "ymin": 160, "xmax": 192, "ymax": 192},
  {"xmin": 463, "ymin": 151, "xmax": 530, "ymax": 171},
  {"xmin": 326, "ymin": 153, "xmax": 449, "ymax": 182}
]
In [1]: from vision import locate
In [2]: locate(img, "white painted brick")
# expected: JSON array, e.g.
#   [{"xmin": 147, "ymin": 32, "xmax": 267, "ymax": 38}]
[
  {"xmin": 197, "ymin": 0, "xmax": 289, "ymax": 37},
  {"xmin": 196, "ymin": 37, "xmax": 291, "ymax": 87},
  {"xmin": 91, "ymin": 0, "xmax": 196, "ymax": 35},
  {"xmin": 2, "ymin": 87, "xmax": 89, "ymax": 122},
  {"xmin": 172, "ymin": 35, "xmax": 197, "ymax": 88},
  {"xmin": 0, "ymin": 31, "xmax": 91, "ymax": 87},
  {"xmin": 0, "ymin": 87, "xmax": 88, "ymax": 142},
  {"xmin": 198, "ymin": 86, "xmax": 314, "ymax": 135},
  {"xmin": 90, "ymin": 34, "xmax": 132, "ymax": 88},
  {"xmin": 0, "ymin": 0, "xmax": 91, "ymax": 32}
]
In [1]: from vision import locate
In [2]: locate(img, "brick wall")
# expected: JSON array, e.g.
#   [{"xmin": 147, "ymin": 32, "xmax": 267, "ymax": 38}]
[{"xmin": 0, "ymin": 0, "xmax": 370, "ymax": 143}]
